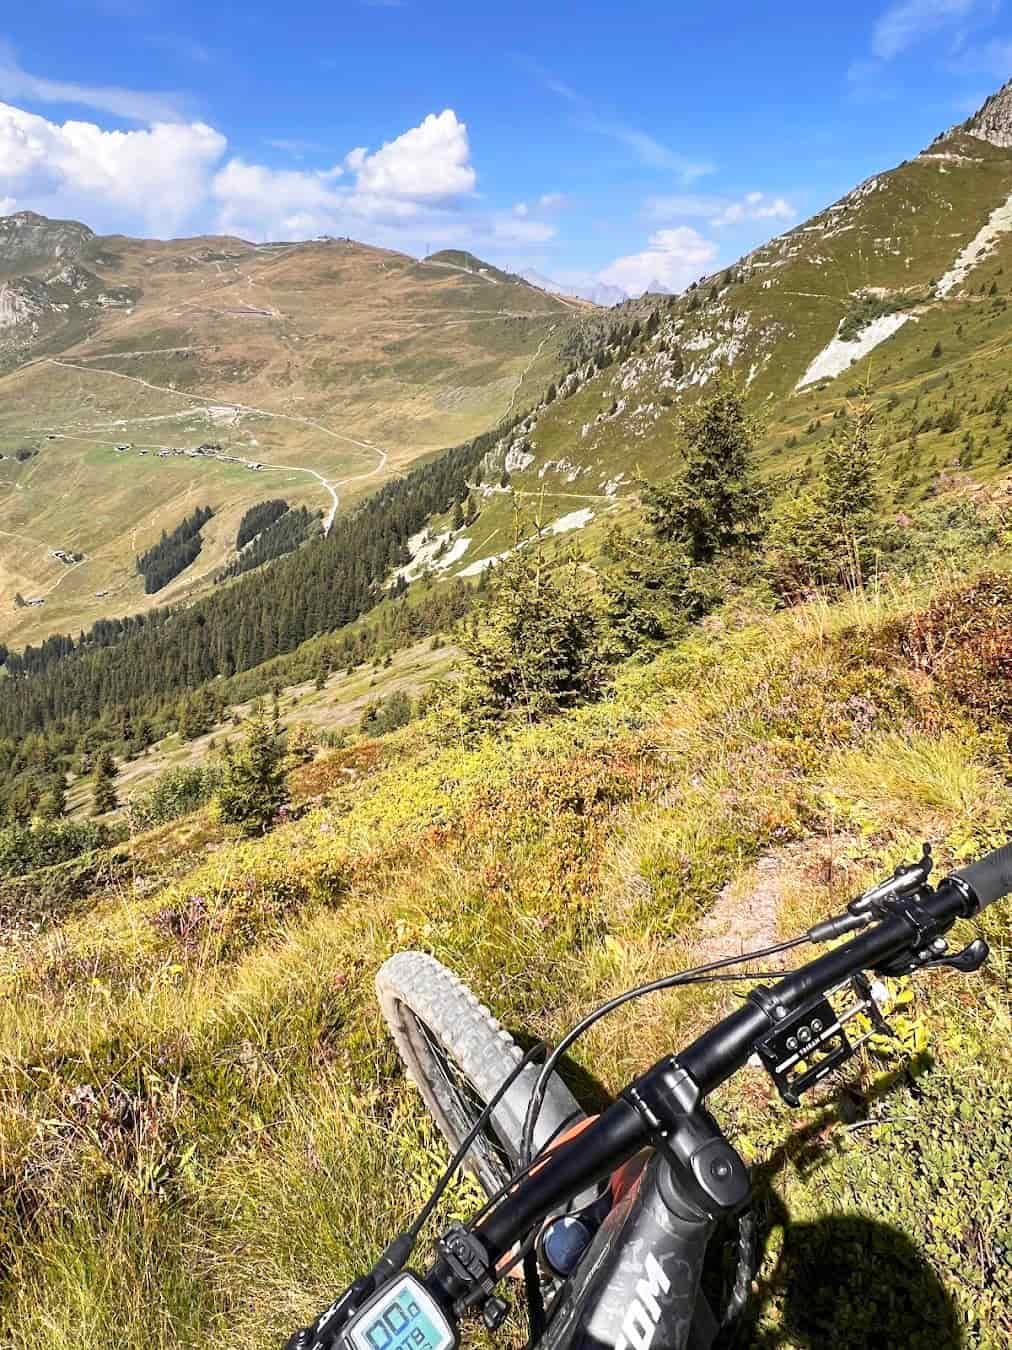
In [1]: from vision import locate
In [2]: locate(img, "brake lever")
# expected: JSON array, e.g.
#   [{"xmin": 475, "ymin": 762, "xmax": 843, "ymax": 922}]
[
  {"xmin": 806, "ymin": 844, "xmax": 936, "ymax": 945},
  {"xmin": 919, "ymin": 937, "xmax": 990, "ymax": 974},
  {"xmin": 849, "ymin": 842, "xmax": 934, "ymax": 918}
]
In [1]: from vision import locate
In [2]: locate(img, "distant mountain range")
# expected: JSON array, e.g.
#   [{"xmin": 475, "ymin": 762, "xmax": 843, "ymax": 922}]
[
  {"xmin": 7, "ymin": 73, "xmax": 1012, "ymax": 652},
  {"xmin": 520, "ymin": 269, "xmax": 643, "ymax": 307}
]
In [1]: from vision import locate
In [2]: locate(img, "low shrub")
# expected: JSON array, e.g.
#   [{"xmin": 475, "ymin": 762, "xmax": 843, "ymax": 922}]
[
  {"xmin": 0, "ymin": 818, "xmax": 114, "ymax": 881},
  {"xmin": 889, "ymin": 572, "xmax": 1012, "ymax": 726},
  {"xmin": 127, "ymin": 765, "xmax": 223, "ymax": 831}
]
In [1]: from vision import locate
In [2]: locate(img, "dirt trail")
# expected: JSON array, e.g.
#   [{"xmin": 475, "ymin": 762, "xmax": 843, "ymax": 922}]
[
  {"xmin": 693, "ymin": 854, "xmax": 790, "ymax": 964},
  {"xmin": 71, "ymin": 346, "xmax": 215, "ymax": 361},
  {"xmin": 503, "ymin": 326, "xmax": 557, "ymax": 418},
  {"xmin": 690, "ymin": 838, "xmax": 865, "ymax": 967}
]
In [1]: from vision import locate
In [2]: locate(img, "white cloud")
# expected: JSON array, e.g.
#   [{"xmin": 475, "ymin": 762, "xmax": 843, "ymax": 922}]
[
  {"xmin": 212, "ymin": 159, "xmax": 347, "ymax": 239},
  {"xmin": 0, "ymin": 39, "xmax": 186, "ymax": 122},
  {"xmin": 599, "ymin": 226, "xmax": 718, "ymax": 297},
  {"xmin": 492, "ymin": 216, "xmax": 556, "ymax": 244},
  {"xmin": 345, "ymin": 110, "xmax": 475, "ymax": 202},
  {"xmin": 645, "ymin": 193, "xmax": 724, "ymax": 219},
  {"xmin": 213, "ymin": 109, "xmax": 478, "ymax": 240},
  {"xmin": 871, "ymin": 0, "xmax": 977, "ymax": 59},
  {"xmin": 596, "ymin": 122, "xmax": 712, "ymax": 181},
  {"xmin": 511, "ymin": 192, "xmax": 566, "ymax": 220},
  {"xmin": 0, "ymin": 93, "xmax": 550, "ymax": 260},
  {"xmin": 711, "ymin": 192, "xmax": 796, "ymax": 227},
  {"xmin": 532, "ymin": 65, "xmax": 713, "ymax": 183},
  {"xmin": 0, "ymin": 194, "xmax": 14, "ymax": 214},
  {"xmin": 0, "ymin": 101, "xmax": 225, "ymax": 234},
  {"xmin": 646, "ymin": 190, "xmax": 796, "ymax": 229}
]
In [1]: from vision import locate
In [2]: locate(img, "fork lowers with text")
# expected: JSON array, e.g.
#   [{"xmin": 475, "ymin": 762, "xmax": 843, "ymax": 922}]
[{"xmin": 283, "ymin": 841, "xmax": 1011, "ymax": 1350}]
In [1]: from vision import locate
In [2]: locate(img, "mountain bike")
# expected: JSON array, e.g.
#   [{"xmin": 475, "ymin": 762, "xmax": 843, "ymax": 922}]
[{"xmin": 283, "ymin": 842, "xmax": 1010, "ymax": 1350}]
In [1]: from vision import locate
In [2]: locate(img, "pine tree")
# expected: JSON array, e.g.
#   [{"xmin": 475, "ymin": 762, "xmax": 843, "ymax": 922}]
[
  {"xmin": 645, "ymin": 378, "xmax": 768, "ymax": 564},
  {"xmin": 601, "ymin": 526, "xmax": 698, "ymax": 652},
  {"xmin": 216, "ymin": 702, "xmax": 287, "ymax": 835},
  {"xmin": 460, "ymin": 542, "xmax": 606, "ymax": 724},
  {"xmin": 766, "ymin": 403, "xmax": 881, "ymax": 597},
  {"xmin": 178, "ymin": 692, "xmax": 211, "ymax": 741},
  {"xmin": 823, "ymin": 402, "xmax": 880, "ymax": 525},
  {"xmin": 37, "ymin": 774, "xmax": 67, "ymax": 821},
  {"xmin": 452, "ymin": 498, "xmax": 465, "ymax": 531},
  {"xmin": 92, "ymin": 751, "xmax": 117, "ymax": 816}
]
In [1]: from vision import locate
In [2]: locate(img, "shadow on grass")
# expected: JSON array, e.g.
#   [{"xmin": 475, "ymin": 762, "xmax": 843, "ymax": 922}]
[
  {"xmin": 729, "ymin": 1053, "xmax": 963, "ymax": 1348},
  {"xmin": 738, "ymin": 1207, "xmax": 963, "ymax": 1349}
]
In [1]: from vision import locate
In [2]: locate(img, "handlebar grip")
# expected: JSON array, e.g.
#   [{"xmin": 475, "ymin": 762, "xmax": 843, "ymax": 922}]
[{"xmin": 949, "ymin": 842, "xmax": 1012, "ymax": 913}]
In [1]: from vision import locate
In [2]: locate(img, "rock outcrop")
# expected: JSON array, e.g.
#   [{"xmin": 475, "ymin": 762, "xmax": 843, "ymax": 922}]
[
  {"xmin": 0, "ymin": 278, "xmax": 47, "ymax": 330},
  {"xmin": 0, "ymin": 210, "xmax": 94, "ymax": 278},
  {"xmin": 965, "ymin": 79, "xmax": 1012, "ymax": 149}
]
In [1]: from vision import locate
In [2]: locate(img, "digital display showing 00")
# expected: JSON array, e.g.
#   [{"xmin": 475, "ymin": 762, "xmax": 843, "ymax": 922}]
[{"xmin": 345, "ymin": 1275, "xmax": 456, "ymax": 1350}]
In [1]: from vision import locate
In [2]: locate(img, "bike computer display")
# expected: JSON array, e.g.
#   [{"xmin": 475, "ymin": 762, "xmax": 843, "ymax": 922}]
[{"xmin": 342, "ymin": 1274, "xmax": 457, "ymax": 1350}]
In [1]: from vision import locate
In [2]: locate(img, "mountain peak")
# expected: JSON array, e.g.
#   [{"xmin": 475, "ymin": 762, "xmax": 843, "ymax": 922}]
[
  {"xmin": 0, "ymin": 208, "xmax": 93, "ymax": 233},
  {"xmin": 964, "ymin": 78, "xmax": 1012, "ymax": 148},
  {"xmin": 423, "ymin": 248, "xmax": 516, "ymax": 282},
  {"xmin": 0, "ymin": 210, "xmax": 95, "ymax": 277}
]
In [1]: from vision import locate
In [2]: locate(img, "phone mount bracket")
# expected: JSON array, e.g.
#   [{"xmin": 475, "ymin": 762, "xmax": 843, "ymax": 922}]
[{"xmin": 752, "ymin": 974, "xmax": 892, "ymax": 1108}]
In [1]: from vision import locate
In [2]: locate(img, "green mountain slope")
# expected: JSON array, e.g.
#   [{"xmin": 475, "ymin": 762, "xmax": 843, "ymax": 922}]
[
  {"xmin": 1, "ymin": 565, "xmax": 1009, "ymax": 1348},
  {"xmin": 0, "ymin": 215, "xmax": 584, "ymax": 648},
  {"xmin": 416, "ymin": 82, "xmax": 1012, "ymax": 582},
  {"xmin": 2, "ymin": 88, "xmax": 1012, "ymax": 1350}
]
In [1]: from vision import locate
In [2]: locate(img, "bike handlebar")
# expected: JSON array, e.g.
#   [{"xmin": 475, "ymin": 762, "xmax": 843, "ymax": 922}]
[
  {"xmin": 951, "ymin": 841, "xmax": 1012, "ymax": 912},
  {"xmin": 295, "ymin": 848, "xmax": 1010, "ymax": 1346},
  {"xmin": 434, "ymin": 857, "xmax": 1005, "ymax": 1288}
]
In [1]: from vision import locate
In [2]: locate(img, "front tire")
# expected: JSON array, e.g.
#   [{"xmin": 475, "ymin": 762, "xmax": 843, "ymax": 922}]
[{"xmin": 376, "ymin": 951, "xmax": 585, "ymax": 1198}]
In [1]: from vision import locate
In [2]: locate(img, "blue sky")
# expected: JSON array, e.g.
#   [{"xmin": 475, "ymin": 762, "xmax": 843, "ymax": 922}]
[{"xmin": 0, "ymin": 0, "xmax": 1010, "ymax": 295}]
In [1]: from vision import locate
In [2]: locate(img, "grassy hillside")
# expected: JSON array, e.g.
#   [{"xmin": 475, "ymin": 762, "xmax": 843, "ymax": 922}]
[
  {"xmin": 0, "ymin": 221, "xmax": 583, "ymax": 647},
  {"xmin": 1, "ymin": 557, "xmax": 1009, "ymax": 1348},
  {"xmin": 65, "ymin": 633, "xmax": 459, "ymax": 819},
  {"xmin": 417, "ymin": 120, "xmax": 1012, "ymax": 584}
]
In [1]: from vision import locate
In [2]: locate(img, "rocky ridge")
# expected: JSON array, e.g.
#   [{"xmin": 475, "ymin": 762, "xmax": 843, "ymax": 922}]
[
  {"xmin": 964, "ymin": 79, "xmax": 1012, "ymax": 149},
  {"xmin": 0, "ymin": 211, "xmax": 94, "ymax": 278}
]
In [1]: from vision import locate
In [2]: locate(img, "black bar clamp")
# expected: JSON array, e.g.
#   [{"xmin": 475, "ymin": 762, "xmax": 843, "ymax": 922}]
[
  {"xmin": 752, "ymin": 974, "xmax": 892, "ymax": 1107},
  {"xmin": 622, "ymin": 1058, "xmax": 751, "ymax": 1217}
]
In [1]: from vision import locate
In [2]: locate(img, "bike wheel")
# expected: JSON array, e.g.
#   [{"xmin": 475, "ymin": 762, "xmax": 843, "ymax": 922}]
[{"xmin": 376, "ymin": 951, "xmax": 586, "ymax": 1198}]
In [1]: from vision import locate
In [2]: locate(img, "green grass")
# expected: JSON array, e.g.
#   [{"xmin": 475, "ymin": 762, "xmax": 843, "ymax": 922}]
[{"xmin": 2, "ymin": 563, "xmax": 1010, "ymax": 1348}]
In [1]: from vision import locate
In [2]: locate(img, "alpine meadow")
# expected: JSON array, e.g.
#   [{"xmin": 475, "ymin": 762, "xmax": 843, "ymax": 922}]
[{"xmin": 1, "ymin": 19, "xmax": 1011, "ymax": 1350}]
